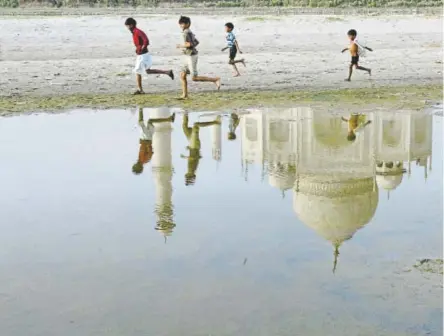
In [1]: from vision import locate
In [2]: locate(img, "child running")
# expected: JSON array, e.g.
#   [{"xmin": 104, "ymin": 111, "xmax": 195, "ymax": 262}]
[
  {"xmin": 176, "ymin": 16, "xmax": 221, "ymax": 100},
  {"xmin": 125, "ymin": 18, "xmax": 174, "ymax": 95},
  {"xmin": 341, "ymin": 29, "xmax": 373, "ymax": 82},
  {"xmin": 221, "ymin": 23, "xmax": 245, "ymax": 77}
]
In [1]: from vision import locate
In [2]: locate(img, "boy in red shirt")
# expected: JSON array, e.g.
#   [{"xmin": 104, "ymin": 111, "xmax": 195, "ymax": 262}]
[{"xmin": 125, "ymin": 18, "xmax": 174, "ymax": 95}]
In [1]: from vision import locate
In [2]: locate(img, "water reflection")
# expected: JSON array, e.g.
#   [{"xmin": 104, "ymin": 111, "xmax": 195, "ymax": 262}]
[
  {"xmin": 135, "ymin": 107, "xmax": 433, "ymax": 269},
  {"xmin": 181, "ymin": 113, "xmax": 221, "ymax": 186},
  {"xmin": 241, "ymin": 108, "xmax": 432, "ymax": 271},
  {"xmin": 133, "ymin": 107, "xmax": 176, "ymax": 239}
]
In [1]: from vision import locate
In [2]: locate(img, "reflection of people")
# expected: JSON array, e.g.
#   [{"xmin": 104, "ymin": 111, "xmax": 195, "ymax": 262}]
[
  {"xmin": 341, "ymin": 114, "xmax": 371, "ymax": 142},
  {"xmin": 181, "ymin": 113, "xmax": 221, "ymax": 185},
  {"xmin": 132, "ymin": 108, "xmax": 175, "ymax": 175},
  {"xmin": 228, "ymin": 113, "xmax": 240, "ymax": 141}
]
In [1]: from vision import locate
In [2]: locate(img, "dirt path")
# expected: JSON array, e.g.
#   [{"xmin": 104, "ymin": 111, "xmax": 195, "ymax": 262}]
[{"xmin": 0, "ymin": 14, "xmax": 442, "ymax": 97}]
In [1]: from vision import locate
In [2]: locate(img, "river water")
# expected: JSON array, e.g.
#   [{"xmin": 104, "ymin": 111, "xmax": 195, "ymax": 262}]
[{"xmin": 0, "ymin": 106, "xmax": 442, "ymax": 336}]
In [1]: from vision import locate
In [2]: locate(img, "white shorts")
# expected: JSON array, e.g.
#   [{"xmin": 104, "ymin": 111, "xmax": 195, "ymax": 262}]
[
  {"xmin": 181, "ymin": 55, "xmax": 198, "ymax": 77},
  {"xmin": 133, "ymin": 53, "xmax": 153, "ymax": 75}
]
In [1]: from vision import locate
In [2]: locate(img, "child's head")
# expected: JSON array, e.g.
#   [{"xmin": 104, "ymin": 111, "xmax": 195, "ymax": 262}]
[
  {"xmin": 185, "ymin": 173, "xmax": 196, "ymax": 186},
  {"xmin": 347, "ymin": 29, "xmax": 357, "ymax": 41},
  {"xmin": 125, "ymin": 17, "xmax": 137, "ymax": 31},
  {"xmin": 227, "ymin": 132, "xmax": 236, "ymax": 141},
  {"xmin": 132, "ymin": 162, "xmax": 144, "ymax": 175},
  {"xmin": 225, "ymin": 22, "xmax": 234, "ymax": 32},
  {"xmin": 347, "ymin": 131, "xmax": 357, "ymax": 142},
  {"xmin": 178, "ymin": 16, "xmax": 191, "ymax": 30}
]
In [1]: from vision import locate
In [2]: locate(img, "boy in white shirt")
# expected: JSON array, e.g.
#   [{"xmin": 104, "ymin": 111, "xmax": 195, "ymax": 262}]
[{"xmin": 132, "ymin": 108, "xmax": 175, "ymax": 174}]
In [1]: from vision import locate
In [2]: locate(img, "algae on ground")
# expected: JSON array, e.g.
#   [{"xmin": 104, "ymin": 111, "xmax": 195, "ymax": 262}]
[
  {"xmin": 0, "ymin": 84, "xmax": 441, "ymax": 115},
  {"xmin": 413, "ymin": 259, "xmax": 443, "ymax": 275}
]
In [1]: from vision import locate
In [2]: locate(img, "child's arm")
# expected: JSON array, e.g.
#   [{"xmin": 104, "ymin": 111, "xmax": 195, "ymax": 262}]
[
  {"xmin": 341, "ymin": 117, "xmax": 349, "ymax": 122},
  {"xmin": 341, "ymin": 47, "xmax": 348, "ymax": 53},
  {"xmin": 221, "ymin": 46, "xmax": 229, "ymax": 52},
  {"xmin": 177, "ymin": 42, "xmax": 192, "ymax": 49},
  {"xmin": 235, "ymin": 40, "xmax": 242, "ymax": 54},
  {"xmin": 364, "ymin": 46, "xmax": 373, "ymax": 52}
]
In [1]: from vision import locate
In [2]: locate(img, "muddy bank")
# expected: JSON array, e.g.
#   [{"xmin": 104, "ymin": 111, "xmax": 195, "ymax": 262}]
[{"xmin": 0, "ymin": 84, "xmax": 441, "ymax": 115}]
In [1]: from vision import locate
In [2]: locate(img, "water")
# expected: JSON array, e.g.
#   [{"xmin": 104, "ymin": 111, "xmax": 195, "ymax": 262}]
[{"xmin": 0, "ymin": 107, "xmax": 442, "ymax": 336}]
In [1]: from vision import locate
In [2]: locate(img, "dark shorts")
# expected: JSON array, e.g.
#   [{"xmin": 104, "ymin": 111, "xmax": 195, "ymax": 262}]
[
  {"xmin": 229, "ymin": 45, "xmax": 237, "ymax": 61},
  {"xmin": 351, "ymin": 55, "xmax": 359, "ymax": 65}
]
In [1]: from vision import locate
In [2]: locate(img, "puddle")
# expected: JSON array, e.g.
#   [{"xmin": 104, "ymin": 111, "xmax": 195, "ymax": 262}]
[{"xmin": 0, "ymin": 107, "xmax": 442, "ymax": 336}]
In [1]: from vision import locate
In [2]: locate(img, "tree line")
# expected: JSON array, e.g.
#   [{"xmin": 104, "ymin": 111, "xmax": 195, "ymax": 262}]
[{"xmin": 1, "ymin": 0, "xmax": 442, "ymax": 8}]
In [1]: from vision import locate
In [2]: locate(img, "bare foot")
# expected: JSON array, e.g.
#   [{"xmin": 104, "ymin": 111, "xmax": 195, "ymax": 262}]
[
  {"xmin": 215, "ymin": 78, "xmax": 221, "ymax": 90},
  {"xmin": 344, "ymin": 78, "xmax": 351, "ymax": 82},
  {"xmin": 177, "ymin": 96, "xmax": 188, "ymax": 100},
  {"xmin": 241, "ymin": 59, "xmax": 246, "ymax": 67},
  {"xmin": 132, "ymin": 89, "xmax": 145, "ymax": 95},
  {"xmin": 170, "ymin": 113, "xmax": 176, "ymax": 123},
  {"xmin": 368, "ymin": 69, "xmax": 372, "ymax": 76},
  {"xmin": 168, "ymin": 70, "xmax": 174, "ymax": 80},
  {"xmin": 233, "ymin": 73, "xmax": 240, "ymax": 77}
]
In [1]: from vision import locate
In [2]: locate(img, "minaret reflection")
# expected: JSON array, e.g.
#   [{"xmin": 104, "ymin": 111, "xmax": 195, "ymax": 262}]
[
  {"xmin": 212, "ymin": 116, "xmax": 222, "ymax": 162},
  {"xmin": 148, "ymin": 108, "xmax": 176, "ymax": 240}
]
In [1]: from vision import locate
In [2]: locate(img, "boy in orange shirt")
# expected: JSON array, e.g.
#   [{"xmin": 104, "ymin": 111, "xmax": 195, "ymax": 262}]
[{"xmin": 341, "ymin": 29, "xmax": 373, "ymax": 81}]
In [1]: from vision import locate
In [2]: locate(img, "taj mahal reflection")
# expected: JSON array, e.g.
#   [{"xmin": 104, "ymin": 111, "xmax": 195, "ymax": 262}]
[
  {"xmin": 134, "ymin": 107, "xmax": 433, "ymax": 265},
  {"xmin": 241, "ymin": 108, "xmax": 433, "ymax": 271}
]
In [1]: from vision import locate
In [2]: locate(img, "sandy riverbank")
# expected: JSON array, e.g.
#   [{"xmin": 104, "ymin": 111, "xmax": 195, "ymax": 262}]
[{"xmin": 0, "ymin": 13, "xmax": 442, "ymax": 98}]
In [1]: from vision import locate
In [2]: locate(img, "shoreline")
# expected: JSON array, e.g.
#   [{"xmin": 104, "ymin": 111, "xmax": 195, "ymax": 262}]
[{"xmin": 1, "ymin": 84, "xmax": 441, "ymax": 115}]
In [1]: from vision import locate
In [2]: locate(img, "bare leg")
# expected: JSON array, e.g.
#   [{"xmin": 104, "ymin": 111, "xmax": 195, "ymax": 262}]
[
  {"xmin": 192, "ymin": 76, "xmax": 221, "ymax": 90},
  {"xmin": 136, "ymin": 74, "xmax": 144, "ymax": 92},
  {"xmin": 345, "ymin": 64, "xmax": 353, "ymax": 81},
  {"xmin": 149, "ymin": 114, "xmax": 175, "ymax": 124},
  {"xmin": 147, "ymin": 69, "xmax": 174, "ymax": 80},
  {"xmin": 357, "ymin": 65, "xmax": 371, "ymax": 75},
  {"xmin": 233, "ymin": 59, "xmax": 245, "ymax": 66},
  {"xmin": 180, "ymin": 72, "xmax": 188, "ymax": 99},
  {"xmin": 195, "ymin": 116, "xmax": 222, "ymax": 128},
  {"xmin": 230, "ymin": 62, "xmax": 240, "ymax": 77}
]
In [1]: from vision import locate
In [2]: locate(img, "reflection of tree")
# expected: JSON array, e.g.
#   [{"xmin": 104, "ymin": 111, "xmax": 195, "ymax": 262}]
[{"xmin": 382, "ymin": 120, "xmax": 401, "ymax": 147}]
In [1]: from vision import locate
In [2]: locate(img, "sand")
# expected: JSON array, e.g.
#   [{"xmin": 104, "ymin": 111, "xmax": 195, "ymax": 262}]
[{"xmin": 0, "ymin": 13, "xmax": 442, "ymax": 97}]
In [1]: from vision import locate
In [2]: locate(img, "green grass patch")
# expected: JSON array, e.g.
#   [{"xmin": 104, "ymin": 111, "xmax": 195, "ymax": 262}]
[{"xmin": 0, "ymin": 84, "xmax": 441, "ymax": 115}]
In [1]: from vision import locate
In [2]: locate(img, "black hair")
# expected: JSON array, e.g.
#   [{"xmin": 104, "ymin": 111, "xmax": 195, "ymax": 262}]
[
  {"xmin": 125, "ymin": 18, "xmax": 137, "ymax": 26},
  {"xmin": 347, "ymin": 133, "xmax": 357, "ymax": 142},
  {"xmin": 225, "ymin": 22, "xmax": 234, "ymax": 30},
  {"xmin": 178, "ymin": 16, "xmax": 191, "ymax": 25},
  {"xmin": 347, "ymin": 29, "xmax": 357, "ymax": 36}
]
